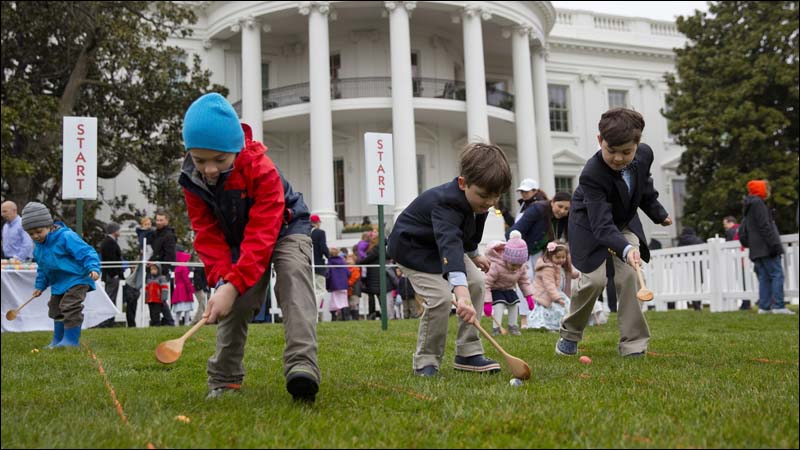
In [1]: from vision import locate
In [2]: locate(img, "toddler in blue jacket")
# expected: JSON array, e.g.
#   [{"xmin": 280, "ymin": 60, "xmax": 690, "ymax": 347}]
[{"xmin": 22, "ymin": 202, "xmax": 101, "ymax": 348}]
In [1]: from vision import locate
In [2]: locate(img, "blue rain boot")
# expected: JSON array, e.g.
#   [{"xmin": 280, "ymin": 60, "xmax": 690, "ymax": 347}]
[
  {"xmin": 46, "ymin": 321, "xmax": 65, "ymax": 349},
  {"xmin": 54, "ymin": 325, "xmax": 81, "ymax": 348}
]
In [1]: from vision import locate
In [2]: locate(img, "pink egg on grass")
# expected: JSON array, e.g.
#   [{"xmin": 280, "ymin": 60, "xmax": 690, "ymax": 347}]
[{"xmin": 579, "ymin": 356, "xmax": 592, "ymax": 365}]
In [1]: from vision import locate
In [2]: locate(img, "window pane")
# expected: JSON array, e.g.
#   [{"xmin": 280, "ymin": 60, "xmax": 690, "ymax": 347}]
[
  {"xmin": 672, "ymin": 178, "xmax": 686, "ymax": 235},
  {"xmin": 608, "ymin": 89, "xmax": 628, "ymax": 108},
  {"xmin": 554, "ymin": 176, "xmax": 574, "ymax": 194},
  {"xmin": 334, "ymin": 159, "xmax": 345, "ymax": 221},
  {"xmin": 416, "ymin": 154, "xmax": 425, "ymax": 195},
  {"xmin": 548, "ymin": 85, "xmax": 569, "ymax": 132}
]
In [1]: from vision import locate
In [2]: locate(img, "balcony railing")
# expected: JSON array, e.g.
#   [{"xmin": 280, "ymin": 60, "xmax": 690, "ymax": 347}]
[{"xmin": 234, "ymin": 77, "xmax": 514, "ymax": 114}]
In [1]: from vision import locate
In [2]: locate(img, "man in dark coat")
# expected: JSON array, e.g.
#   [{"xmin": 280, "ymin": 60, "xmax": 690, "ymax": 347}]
[
  {"xmin": 742, "ymin": 180, "xmax": 793, "ymax": 315},
  {"xmin": 150, "ymin": 210, "xmax": 176, "ymax": 326},
  {"xmin": 97, "ymin": 222, "xmax": 124, "ymax": 327}
]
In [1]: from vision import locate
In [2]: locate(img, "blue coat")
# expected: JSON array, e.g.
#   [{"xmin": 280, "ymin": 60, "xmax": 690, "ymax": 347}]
[
  {"xmin": 388, "ymin": 177, "xmax": 486, "ymax": 276},
  {"xmin": 33, "ymin": 222, "xmax": 101, "ymax": 295},
  {"xmin": 568, "ymin": 144, "xmax": 668, "ymax": 273}
]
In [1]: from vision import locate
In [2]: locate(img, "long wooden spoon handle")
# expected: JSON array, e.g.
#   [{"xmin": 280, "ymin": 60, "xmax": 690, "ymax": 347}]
[
  {"xmin": 16, "ymin": 295, "xmax": 37, "ymax": 312},
  {"xmin": 178, "ymin": 318, "xmax": 207, "ymax": 343},
  {"xmin": 452, "ymin": 300, "xmax": 509, "ymax": 358},
  {"xmin": 636, "ymin": 263, "xmax": 647, "ymax": 289}
]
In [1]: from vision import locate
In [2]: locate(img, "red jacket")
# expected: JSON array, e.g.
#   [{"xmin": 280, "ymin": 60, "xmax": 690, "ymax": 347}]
[{"xmin": 180, "ymin": 125, "xmax": 285, "ymax": 295}]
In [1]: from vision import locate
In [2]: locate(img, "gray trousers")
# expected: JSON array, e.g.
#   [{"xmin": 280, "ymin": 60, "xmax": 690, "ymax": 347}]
[
  {"xmin": 559, "ymin": 228, "xmax": 650, "ymax": 356},
  {"xmin": 207, "ymin": 234, "xmax": 320, "ymax": 390},
  {"xmin": 399, "ymin": 256, "xmax": 486, "ymax": 371},
  {"xmin": 48, "ymin": 284, "xmax": 89, "ymax": 328}
]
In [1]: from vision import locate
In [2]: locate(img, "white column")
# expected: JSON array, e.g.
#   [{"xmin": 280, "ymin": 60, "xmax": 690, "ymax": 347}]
[
  {"xmin": 462, "ymin": 5, "xmax": 490, "ymax": 143},
  {"xmin": 509, "ymin": 26, "xmax": 539, "ymax": 186},
  {"xmin": 300, "ymin": 2, "xmax": 337, "ymax": 236},
  {"xmin": 240, "ymin": 15, "xmax": 264, "ymax": 143},
  {"xmin": 385, "ymin": 1, "xmax": 418, "ymax": 217},
  {"xmin": 532, "ymin": 43, "xmax": 555, "ymax": 196},
  {"xmin": 201, "ymin": 40, "xmax": 226, "ymax": 87}
]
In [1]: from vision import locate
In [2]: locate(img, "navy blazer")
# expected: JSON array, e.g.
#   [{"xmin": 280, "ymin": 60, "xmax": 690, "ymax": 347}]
[
  {"xmin": 568, "ymin": 143, "xmax": 668, "ymax": 273},
  {"xmin": 388, "ymin": 178, "xmax": 486, "ymax": 276}
]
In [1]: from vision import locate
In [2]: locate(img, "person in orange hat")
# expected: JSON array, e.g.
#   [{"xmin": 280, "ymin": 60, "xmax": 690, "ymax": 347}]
[{"xmin": 741, "ymin": 180, "xmax": 794, "ymax": 315}]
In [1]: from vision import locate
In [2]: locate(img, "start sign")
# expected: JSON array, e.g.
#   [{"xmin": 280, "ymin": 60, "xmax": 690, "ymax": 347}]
[
  {"xmin": 62, "ymin": 116, "xmax": 97, "ymax": 200},
  {"xmin": 364, "ymin": 132, "xmax": 395, "ymax": 206}
]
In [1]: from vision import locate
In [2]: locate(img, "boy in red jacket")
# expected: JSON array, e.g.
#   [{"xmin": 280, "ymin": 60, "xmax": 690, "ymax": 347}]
[{"xmin": 179, "ymin": 93, "xmax": 319, "ymax": 402}]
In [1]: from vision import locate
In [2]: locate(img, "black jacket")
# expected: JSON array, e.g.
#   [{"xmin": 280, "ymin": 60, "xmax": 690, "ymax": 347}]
[
  {"xmin": 677, "ymin": 227, "xmax": 704, "ymax": 246},
  {"xmin": 359, "ymin": 246, "xmax": 396, "ymax": 295},
  {"xmin": 742, "ymin": 195, "xmax": 783, "ymax": 261},
  {"xmin": 98, "ymin": 235, "xmax": 123, "ymax": 281},
  {"xmin": 568, "ymin": 144, "xmax": 669, "ymax": 273},
  {"xmin": 388, "ymin": 177, "xmax": 486, "ymax": 276},
  {"xmin": 150, "ymin": 225, "xmax": 177, "ymax": 275},
  {"xmin": 311, "ymin": 227, "xmax": 329, "ymax": 276}
]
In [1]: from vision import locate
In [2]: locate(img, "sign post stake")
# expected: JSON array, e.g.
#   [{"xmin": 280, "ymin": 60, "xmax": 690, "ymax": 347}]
[{"xmin": 364, "ymin": 132, "xmax": 395, "ymax": 331}]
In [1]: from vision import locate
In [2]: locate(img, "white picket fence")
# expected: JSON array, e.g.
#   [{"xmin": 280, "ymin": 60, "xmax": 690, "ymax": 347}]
[{"xmin": 642, "ymin": 234, "xmax": 799, "ymax": 312}]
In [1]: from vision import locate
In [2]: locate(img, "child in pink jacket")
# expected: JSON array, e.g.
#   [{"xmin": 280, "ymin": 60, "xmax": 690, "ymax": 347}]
[
  {"xmin": 528, "ymin": 241, "xmax": 579, "ymax": 331},
  {"xmin": 483, "ymin": 230, "xmax": 535, "ymax": 336}
]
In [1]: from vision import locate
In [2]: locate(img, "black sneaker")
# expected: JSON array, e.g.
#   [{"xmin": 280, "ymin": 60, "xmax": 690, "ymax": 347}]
[
  {"xmin": 453, "ymin": 355, "xmax": 501, "ymax": 373},
  {"xmin": 286, "ymin": 370, "xmax": 319, "ymax": 403},
  {"xmin": 414, "ymin": 365, "xmax": 439, "ymax": 377}
]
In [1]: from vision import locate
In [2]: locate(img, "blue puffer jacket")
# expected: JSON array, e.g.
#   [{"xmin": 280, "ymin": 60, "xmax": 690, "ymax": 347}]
[{"xmin": 33, "ymin": 222, "xmax": 101, "ymax": 295}]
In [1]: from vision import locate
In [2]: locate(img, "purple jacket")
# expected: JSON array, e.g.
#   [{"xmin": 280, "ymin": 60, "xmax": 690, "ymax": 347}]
[
  {"xmin": 325, "ymin": 256, "xmax": 350, "ymax": 291},
  {"xmin": 356, "ymin": 240, "xmax": 369, "ymax": 260}
]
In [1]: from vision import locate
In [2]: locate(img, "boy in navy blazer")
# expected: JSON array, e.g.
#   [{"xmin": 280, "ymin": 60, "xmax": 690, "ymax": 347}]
[
  {"xmin": 388, "ymin": 143, "xmax": 513, "ymax": 377},
  {"xmin": 557, "ymin": 108, "xmax": 672, "ymax": 358}
]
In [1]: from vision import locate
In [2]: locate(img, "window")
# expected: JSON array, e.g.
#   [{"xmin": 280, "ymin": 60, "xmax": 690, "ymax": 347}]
[
  {"xmin": 663, "ymin": 94, "xmax": 675, "ymax": 140},
  {"xmin": 330, "ymin": 53, "xmax": 341, "ymax": 80},
  {"xmin": 554, "ymin": 176, "xmax": 574, "ymax": 194},
  {"xmin": 330, "ymin": 53, "xmax": 341, "ymax": 99},
  {"xmin": 411, "ymin": 51, "xmax": 421, "ymax": 96},
  {"xmin": 608, "ymin": 89, "xmax": 628, "ymax": 109},
  {"xmin": 671, "ymin": 178, "xmax": 686, "ymax": 235},
  {"xmin": 333, "ymin": 159, "xmax": 345, "ymax": 221},
  {"xmin": 416, "ymin": 154, "xmax": 425, "ymax": 195},
  {"xmin": 261, "ymin": 63, "xmax": 269, "ymax": 90},
  {"xmin": 548, "ymin": 85, "xmax": 569, "ymax": 132}
]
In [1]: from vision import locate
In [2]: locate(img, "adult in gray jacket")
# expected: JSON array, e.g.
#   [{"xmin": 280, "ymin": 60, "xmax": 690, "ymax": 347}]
[{"xmin": 741, "ymin": 180, "xmax": 794, "ymax": 315}]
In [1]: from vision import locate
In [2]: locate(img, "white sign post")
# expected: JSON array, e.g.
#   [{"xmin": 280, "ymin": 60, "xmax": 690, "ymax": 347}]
[
  {"xmin": 364, "ymin": 132, "xmax": 395, "ymax": 205},
  {"xmin": 364, "ymin": 132, "xmax": 394, "ymax": 329},
  {"xmin": 63, "ymin": 116, "xmax": 97, "ymax": 236}
]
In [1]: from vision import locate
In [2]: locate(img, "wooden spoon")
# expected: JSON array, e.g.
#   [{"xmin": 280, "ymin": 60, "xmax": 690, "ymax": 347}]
[
  {"xmin": 635, "ymin": 262, "xmax": 654, "ymax": 302},
  {"xmin": 452, "ymin": 300, "xmax": 531, "ymax": 380},
  {"xmin": 155, "ymin": 318, "xmax": 208, "ymax": 364},
  {"xmin": 5, "ymin": 295, "xmax": 37, "ymax": 321}
]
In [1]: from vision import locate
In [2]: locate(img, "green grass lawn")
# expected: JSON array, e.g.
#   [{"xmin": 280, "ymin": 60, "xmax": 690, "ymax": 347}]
[{"xmin": 2, "ymin": 308, "xmax": 798, "ymax": 448}]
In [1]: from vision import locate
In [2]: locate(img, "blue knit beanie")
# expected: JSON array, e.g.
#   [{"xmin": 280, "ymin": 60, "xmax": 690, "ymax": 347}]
[{"xmin": 182, "ymin": 93, "xmax": 244, "ymax": 153}]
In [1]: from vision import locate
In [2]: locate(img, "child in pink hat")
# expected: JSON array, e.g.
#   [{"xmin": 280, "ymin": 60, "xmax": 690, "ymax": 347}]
[{"xmin": 483, "ymin": 230, "xmax": 535, "ymax": 336}]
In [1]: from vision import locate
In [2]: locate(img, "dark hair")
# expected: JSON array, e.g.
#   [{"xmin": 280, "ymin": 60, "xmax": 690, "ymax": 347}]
[
  {"xmin": 552, "ymin": 191, "xmax": 571, "ymax": 203},
  {"xmin": 155, "ymin": 209, "xmax": 170, "ymax": 220},
  {"xmin": 459, "ymin": 142, "xmax": 512, "ymax": 196},
  {"xmin": 723, "ymin": 216, "xmax": 737, "ymax": 223},
  {"xmin": 598, "ymin": 108, "xmax": 645, "ymax": 147}
]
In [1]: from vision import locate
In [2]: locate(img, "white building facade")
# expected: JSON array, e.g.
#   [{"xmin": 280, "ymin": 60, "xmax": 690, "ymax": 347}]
[{"xmin": 102, "ymin": 1, "xmax": 689, "ymax": 246}]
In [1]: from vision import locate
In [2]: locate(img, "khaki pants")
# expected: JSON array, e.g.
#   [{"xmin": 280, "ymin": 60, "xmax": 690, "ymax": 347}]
[
  {"xmin": 399, "ymin": 256, "xmax": 486, "ymax": 371},
  {"xmin": 207, "ymin": 234, "xmax": 320, "ymax": 390},
  {"xmin": 48, "ymin": 284, "xmax": 89, "ymax": 329},
  {"xmin": 559, "ymin": 228, "xmax": 650, "ymax": 356}
]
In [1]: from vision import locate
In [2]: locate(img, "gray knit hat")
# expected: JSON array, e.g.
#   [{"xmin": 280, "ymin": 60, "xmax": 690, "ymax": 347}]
[
  {"xmin": 106, "ymin": 222, "xmax": 121, "ymax": 234},
  {"xmin": 21, "ymin": 202, "xmax": 54, "ymax": 231}
]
